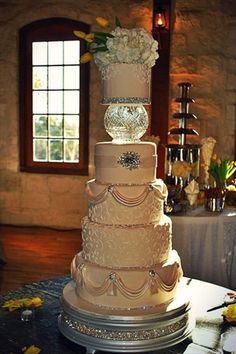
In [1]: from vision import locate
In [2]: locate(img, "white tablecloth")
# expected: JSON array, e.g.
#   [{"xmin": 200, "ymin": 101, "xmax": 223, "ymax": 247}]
[{"xmin": 171, "ymin": 207, "xmax": 236, "ymax": 290}]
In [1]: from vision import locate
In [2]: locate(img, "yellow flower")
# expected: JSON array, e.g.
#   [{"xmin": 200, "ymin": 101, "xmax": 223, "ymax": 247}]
[
  {"xmin": 80, "ymin": 52, "xmax": 93, "ymax": 63},
  {"xmin": 227, "ymin": 184, "xmax": 236, "ymax": 191},
  {"xmin": 73, "ymin": 30, "xmax": 86, "ymax": 39},
  {"xmin": 172, "ymin": 160, "xmax": 192, "ymax": 179},
  {"xmin": 31, "ymin": 297, "xmax": 43, "ymax": 308},
  {"xmin": 96, "ymin": 16, "xmax": 109, "ymax": 28},
  {"xmin": 209, "ymin": 156, "xmax": 236, "ymax": 189},
  {"xmin": 74, "ymin": 31, "xmax": 94, "ymax": 43},
  {"xmin": 2, "ymin": 297, "xmax": 43, "ymax": 311},
  {"xmin": 223, "ymin": 303, "xmax": 236, "ymax": 323},
  {"xmin": 22, "ymin": 345, "xmax": 41, "ymax": 354},
  {"xmin": 84, "ymin": 33, "xmax": 95, "ymax": 43},
  {"xmin": 212, "ymin": 153, "xmax": 217, "ymax": 160}
]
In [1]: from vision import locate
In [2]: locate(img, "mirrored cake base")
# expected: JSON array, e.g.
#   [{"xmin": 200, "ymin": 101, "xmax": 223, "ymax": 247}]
[{"xmin": 58, "ymin": 281, "xmax": 194, "ymax": 353}]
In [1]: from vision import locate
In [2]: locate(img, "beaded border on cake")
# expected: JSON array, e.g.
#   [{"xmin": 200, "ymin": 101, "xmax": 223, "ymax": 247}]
[
  {"xmin": 102, "ymin": 97, "xmax": 151, "ymax": 104},
  {"xmin": 86, "ymin": 183, "xmax": 166, "ymax": 207}
]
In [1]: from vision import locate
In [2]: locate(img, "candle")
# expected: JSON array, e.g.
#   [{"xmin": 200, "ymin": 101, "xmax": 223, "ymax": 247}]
[{"xmin": 21, "ymin": 308, "xmax": 34, "ymax": 322}]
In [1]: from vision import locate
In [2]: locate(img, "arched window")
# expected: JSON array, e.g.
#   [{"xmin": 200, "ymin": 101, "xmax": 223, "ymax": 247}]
[{"xmin": 19, "ymin": 18, "xmax": 89, "ymax": 175}]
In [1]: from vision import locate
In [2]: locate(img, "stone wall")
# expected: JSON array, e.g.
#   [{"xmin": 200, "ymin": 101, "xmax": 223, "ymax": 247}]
[
  {"xmin": 0, "ymin": 0, "xmax": 152, "ymax": 229},
  {"xmin": 0, "ymin": 0, "xmax": 235, "ymax": 228},
  {"xmin": 169, "ymin": 0, "xmax": 236, "ymax": 159}
]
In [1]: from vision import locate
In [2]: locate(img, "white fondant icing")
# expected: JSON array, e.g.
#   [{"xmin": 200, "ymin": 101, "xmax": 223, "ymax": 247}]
[
  {"xmin": 86, "ymin": 178, "xmax": 168, "ymax": 225},
  {"xmin": 71, "ymin": 250, "xmax": 183, "ymax": 309},
  {"xmin": 81, "ymin": 215, "xmax": 172, "ymax": 268},
  {"xmin": 71, "ymin": 137, "xmax": 182, "ymax": 310},
  {"xmin": 101, "ymin": 64, "xmax": 151, "ymax": 104},
  {"xmin": 95, "ymin": 142, "xmax": 157, "ymax": 184}
]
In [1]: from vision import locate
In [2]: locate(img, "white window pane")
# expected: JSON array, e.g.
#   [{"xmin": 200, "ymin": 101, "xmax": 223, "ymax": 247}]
[
  {"xmin": 64, "ymin": 66, "xmax": 80, "ymax": 89},
  {"xmin": 48, "ymin": 41, "xmax": 63, "ymax": 65},
  {"xmin": 48, "ymin": 66, "xmax": 63, "ymax": 89},
  {"xmin": 33, "ymin": 139, "xmax": 48, "ymax": 161},
  {"xmin": 33, "ymin": 115, "xmax": 48, "ymax": 137},
  {"xmin": 64, "ymin": 91, "xmax": 79, "ymax": 114},
  {"xmin": 64, "ymin": 40, "xmax": 80, "ymax": 64},
  {"xmin": 33, "ymin": 91, "xmax": 47, "ymax": 114},
  {"xmin": 32, "ymin": 42, "xmax": 47, "ymax": 65},
  {"xmin": 48, "ymin": 91, "xmax": 63, "ymax": 114},
  {"xmin": 64, "ymin": 139, "xmax": 79, "ymax": 162},
  {"xmin": 49, "ymin": 115, "xmax": 63, "ymax": 137},
  {"xmin": 33, "ymin": 67, "xmax": 47, "ymax": 89},
  {"xmin": 64, "ymin": 115, "xmax": 79, "ymax": 138},
  {"xmin": 49, "ymin": 139, "xmax": 63, "ymax": 161}
]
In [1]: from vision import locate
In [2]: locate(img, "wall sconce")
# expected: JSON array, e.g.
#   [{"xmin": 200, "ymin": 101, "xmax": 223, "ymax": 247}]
[
  {"xmin": 153, "ymin": 0, "xmax": 170, "ymax": 33},
  {"xmin": 154, "ymin": 6, "xmax": 167, "ymax": 29},
  {"xmin": 152, "ymin": 0, "xmax": 170, "ymax": 49}
]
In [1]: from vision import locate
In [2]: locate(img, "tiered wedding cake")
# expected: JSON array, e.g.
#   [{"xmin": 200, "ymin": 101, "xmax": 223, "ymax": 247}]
[
  {"xmin": 71, "ymin": 141, "xmax": 183, "ymax": 310},
  {"xmin": 59, "ymin": 22, "xmax": 193, "ymax": 353}
]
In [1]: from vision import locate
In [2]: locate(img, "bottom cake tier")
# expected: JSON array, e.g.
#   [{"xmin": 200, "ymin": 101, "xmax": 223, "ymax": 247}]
[
  {"xmin": 58, "ymin": 279, "xmax": 194, "ymax": 353},
  {"xmin": 71, "ymin": 250, "xmax": 183, "ymax": 310}
]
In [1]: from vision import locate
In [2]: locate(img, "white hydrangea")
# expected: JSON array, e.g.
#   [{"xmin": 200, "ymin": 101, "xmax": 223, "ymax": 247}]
[{"xmin": 94, "ymin": 27, "xmax": 159, "ymax": 69}]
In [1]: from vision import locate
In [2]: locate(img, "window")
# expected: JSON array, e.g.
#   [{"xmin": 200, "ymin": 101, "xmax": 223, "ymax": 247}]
[{"xmin": 19, "ymin": 18, "xmax": 90, "ymax": 175}]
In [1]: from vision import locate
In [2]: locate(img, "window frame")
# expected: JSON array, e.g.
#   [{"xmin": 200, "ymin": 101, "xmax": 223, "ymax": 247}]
[{"xmin": 19, "ymin": 17, "xmax": 90, "ymax": 175}]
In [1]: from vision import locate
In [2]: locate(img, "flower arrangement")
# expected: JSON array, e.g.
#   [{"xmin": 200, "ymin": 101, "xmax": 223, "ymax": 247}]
[
  {"xmin": 171, "ymin": 160, "xmax": 192, "ymax": 179},
  {"xmin": 208, "ymin": 154, "xmax": 236, "ymax": 190},
  {"xmin": 74, "ymin": 16, "xmax": 158, "ymax": 69},
  {"xmin": 223, "ymin": 303, "xmax": 236, "ymax": 324},
  {"xmin": 201, "ymin": 136, "xmax": 216, "ymax": 186},
  {"xmin": 227, "ymin": 180, "xmax": 236, "ymax": 192},
  {"xmin": 2, "ymin": 296, "xmax": 43, "ymax": 311},
  {"xmin": 22, "ymin": 345, "xmax": 41, "ymax": 354}
]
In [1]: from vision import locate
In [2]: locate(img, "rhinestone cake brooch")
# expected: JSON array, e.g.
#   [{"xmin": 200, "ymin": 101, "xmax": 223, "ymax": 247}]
[{"xmin": 117, "ymin": 151, "xmax": 141, "ymax": 170}]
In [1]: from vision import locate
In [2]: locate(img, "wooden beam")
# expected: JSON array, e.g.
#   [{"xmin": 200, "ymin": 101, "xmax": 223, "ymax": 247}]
[{"xmin": 151, "ymin": 0, "xmax": 171, "ymax": 179}]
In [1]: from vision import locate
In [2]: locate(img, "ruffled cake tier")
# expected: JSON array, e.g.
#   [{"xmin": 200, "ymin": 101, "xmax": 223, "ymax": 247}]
[
  {"xmin": 86, "ymin": 178, "xmax": 168, "ymax": 225},
  {"xmin": 71, "ymin": 250, "xmax": 183, "ymax": 309}
]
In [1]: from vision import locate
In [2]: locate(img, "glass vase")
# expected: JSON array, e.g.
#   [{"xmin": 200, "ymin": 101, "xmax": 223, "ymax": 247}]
[
  {"xmin": 104, "ymin": 105, "xmax": 149, "ymax": 144},
  {"xmin": 205, "ymin": 187, "xmax": 226, "ymax": 212}
]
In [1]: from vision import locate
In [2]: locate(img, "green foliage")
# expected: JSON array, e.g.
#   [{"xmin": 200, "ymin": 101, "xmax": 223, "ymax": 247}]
[{"xmin": 209, "ymin": 157, "xmax": 236, "ymax": 189}]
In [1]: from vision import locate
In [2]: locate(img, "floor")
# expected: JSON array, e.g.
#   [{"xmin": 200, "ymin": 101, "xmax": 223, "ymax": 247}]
[{"xmin": 0, "ymin": 225, "xmax": 82, "ymax": 294}]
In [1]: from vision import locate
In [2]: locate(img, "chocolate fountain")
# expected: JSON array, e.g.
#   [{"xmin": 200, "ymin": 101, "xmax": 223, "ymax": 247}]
[
  {"xmin": 164, "ymin": 82, "xmax": 201, "ymax": 212},
  {"xmin": 165, "ymin": 82, "xmax": 201, "ymax": 187}
]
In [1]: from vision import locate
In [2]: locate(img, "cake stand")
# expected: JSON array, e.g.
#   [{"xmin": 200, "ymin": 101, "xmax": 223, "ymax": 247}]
[{"xmin": 58, "ymin": 281, "xmax": 194, "ymax": 353}]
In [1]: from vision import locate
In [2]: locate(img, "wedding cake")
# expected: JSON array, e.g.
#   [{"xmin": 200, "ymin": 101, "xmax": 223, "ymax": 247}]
[
  {"xmin": 59, "ymin": 20, "xmax": 193, "ymax": 352},
  {"xmin": 71, "ymin": 141, "xmax": 183, "ymax": 309},
  {"xmin": 101, "ymin": 63, "xmax": 151, "ymax": 104}
]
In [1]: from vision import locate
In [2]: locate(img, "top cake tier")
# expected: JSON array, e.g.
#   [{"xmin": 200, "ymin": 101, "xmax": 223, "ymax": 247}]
[
  {"xmin": 101, "ymin": 63, "xmax": 151, "ymax": 105},
  {"xmin": 95, "ymin": 142, "xmax": 157, "ymax": 184}
]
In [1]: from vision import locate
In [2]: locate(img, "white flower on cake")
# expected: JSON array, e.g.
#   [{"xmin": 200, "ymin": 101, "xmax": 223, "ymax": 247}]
[
  {"xmin": 74, "ymin": 17, "xmax": 159, "ymax": 69},
  {"xmin": 94, "ymin": 27, "xmax": 158, "ymax": 69}
]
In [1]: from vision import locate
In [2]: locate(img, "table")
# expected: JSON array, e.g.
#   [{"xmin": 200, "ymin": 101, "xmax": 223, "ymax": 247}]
[
  {"xmin": 0, "ymin": 276, "xmax": 236, "ymax": 353},
  {"xmin": 171, "ymin": 206, "xmax": 236, "ymax": 290}
]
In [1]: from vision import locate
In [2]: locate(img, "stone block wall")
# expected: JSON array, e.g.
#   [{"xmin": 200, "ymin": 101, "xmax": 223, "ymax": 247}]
[
  {"xmin": 0, "ymin": 0, "xmax": 235, "ymax": 228},
  {"xmin": 169, "ymin": 0, "xmax": 236, "ymax": 159}
]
